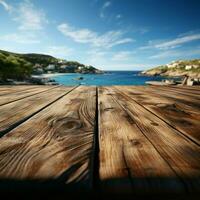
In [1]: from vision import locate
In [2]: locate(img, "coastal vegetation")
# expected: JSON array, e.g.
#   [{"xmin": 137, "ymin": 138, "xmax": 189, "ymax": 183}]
[
  {"xmin": 0, "ymin": 49, "xmax": 101, "ymax": 83},
  {"xmin": 142, "ymin": 59, "xmax": 200, "ymax": 77},
  {"xmin": 0, "ymin": 51, "xmax": 32, "ymax": 81}
]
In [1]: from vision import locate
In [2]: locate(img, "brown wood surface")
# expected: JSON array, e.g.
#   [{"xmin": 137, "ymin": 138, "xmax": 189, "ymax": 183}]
[
  {"xmin": 0, "ymin": 86, "xmax": 96, "ymax": 189},
  {"xmin": 0, "ymin": 86, "xmax": 39, "ymax": 96},
  {"xmin": 148, "ymin": 86, "xmax": 200, "ymax": 104},
  {"xmin": 115, "ymin": 86, "xmax": 200, "ymax": 145},
  {"xmin": 132, "ymin": 86, "xmax": 200, "ymax": 113},
  {"xmin": 0, "ymin": 86, "xmax": 75, "ymax": 135},
  {"xmin": 176, "ymin": 85, "xmax": 200, "ymax": 91},
  {"xmin": 0, "ymin": 85, "xmax": 199, "ymax": 196},
  {"xmin": 98, "ymin": 87, "xmax": 184, "ymax": 194},
  {"xmin": 0, "ymin": 86, "xmax": 58, "ymax": 106},
  {"xmin": 168, "ymin": 85, "xmax": 200, "ymax": 95},
  {"xmin": 108, "ymin": 86, "xmax": 200, "ymax": 193},
  {"xmin": 0, "ymin": 85, "xmax": 38, "ymax": 91},
  {"xmin": 151, "ymin": 86, "xmax": 200, "ymax": 100}
]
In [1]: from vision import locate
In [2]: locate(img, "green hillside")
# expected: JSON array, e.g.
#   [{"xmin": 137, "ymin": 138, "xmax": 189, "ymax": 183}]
[
  {"xmin": 0, "ymin": 49, "xmax": 101, "ymax": 82},
  {"xmin": 0, "ymin": 50, "xmax": 33, "ymax": 81}
]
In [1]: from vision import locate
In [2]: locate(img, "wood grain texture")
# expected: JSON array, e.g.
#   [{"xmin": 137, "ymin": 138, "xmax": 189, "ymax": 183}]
[
  {"xmin": 0, "ymin": 86, "xmax": 96, "ymax": 189},
  {"xmin": 109, "ymin": 86, "xmax": 200, "ymax": 193},
  {"xmin": 0, "ymin": 86, "xmax": 39, "ymax": 96},
  {"xmin": 175, "ymin": 85, "xmax": 200, "ymax": 91},
  {"xmin": 131, "ymin": 86, "xmax": 200, "ymax": 113},
  {"xmin": 115, "ymin": 86, "xmax": 200, "ymax": 145},
  {"xmin": 98, "ymin": 87, "xmax": 184, "ymax": 194},
  {"xmin": 0, "ymin": 86, "xmax": 74, "ymax": 135},
  {"xmin": 0, "ymin": 86, "xmax": 58, "ymax": 106},
  {"xmin": 168, "ymin": 85, "xmax": 200, "ymax": 95},
  {"xmin": 147, "ymin": 86, "xmax": 200, "ymax": 106},
  {"xmin": 0, "ymin": 85, "xmax": 199, "ymax": 196},
  {"xmin": 151, "ymin": 86, "xmax": 200, "ymax": 100}
]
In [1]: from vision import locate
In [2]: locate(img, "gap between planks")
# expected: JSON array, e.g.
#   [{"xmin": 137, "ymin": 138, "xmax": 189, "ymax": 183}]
[
  {"xmin": 0, "ymin": 86, "xmax": 199, "ymax": 195},
  {"xmin": 0, "ymin": 86, "xmax": 60, "ymax": 107},
  {"xmin": 0, "ymin": 86, "xmax": 79, "ymax": 137},
  {"xmin": 0, "ymin": 86, "xmax": 96, "ymax": 189},
  {"xmin": 107, "ymin": 87, "xmax": 200, "ymax": 193},
  {"xmin": 98, "ymin": 87, "xmax": 186, "ymax": 195},
  {"xmin": 114, "ymin": 86, "xmax": 200, "ymax": 146}
]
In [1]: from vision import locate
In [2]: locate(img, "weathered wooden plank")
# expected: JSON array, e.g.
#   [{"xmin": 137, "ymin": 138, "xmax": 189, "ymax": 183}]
[
  {"xmin": 168, "ymin": 86, "xmax": 200, "ymax": 95},
  {"xmin": 108, "ymin": 87, "xmax": 200, "ymax": 193},
  {"xmin": 0, "ymin": 86, "xmax": 75, "ymax": 136},
  {"xmin": 116, "ymin": 86, "xmax": 200, "ymax": 145},
  {"xmin": 0, "ymin": 86, "xmax": 59, "ymax": 106},
  {"xmin": 0, "ymin": 85, "xmax": 39, "ymax": 92},
  {"xmin": 151, "ymin": 86, "xmax": 200, "ymax": 100},
  {"xmin": 0, "ymin": 86, "xmax": 96, "ymax": 189},
  {"xmin": 0, "ymin": 86, "xmax": 39, "ymax": 96},
  {"xmin": 176, "ymin": 85, "xmax": 200, "ymax": 91},
  {"xmin": 133, "ymin": 86, "xmax": 200, "ymax": 113},
  {"xmin": 98, "ymin": 87, "xmax": 184, "ymax": 195},
  {"xmin": 0, "ymin": 85, "xmax": 37, "ymax": 91}
]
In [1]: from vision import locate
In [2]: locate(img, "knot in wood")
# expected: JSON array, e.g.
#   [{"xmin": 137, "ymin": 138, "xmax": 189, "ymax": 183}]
[
  {"xmin": 150, "ymin": 122, "xmax": 159, "ymax": 126},
  {"xmin": 130, "ymin": 139, "xmax": 142, "ymax": 148},
  {"xmin": 51, "ymin": 117, "xmax": 82, "ymax": 135},
  {"xmin": 104, "ymin": 107, "xmax": 114, "ymax": 111}
]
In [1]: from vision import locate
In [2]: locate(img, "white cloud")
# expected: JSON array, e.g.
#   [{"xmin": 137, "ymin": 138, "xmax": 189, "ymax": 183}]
[
  {"xmin": 103, "ymin": 1, "xmax": 111, "ymax": 9},
  {"xmin": 155, "ymin": 34, "xmax": 200, "ymax": 49},
  {"xmin": 45, "ymin": 46, "xmax": 73, "ymax": 58},
  {"xmin": 141, "ymin": 33, "xmax": 200, "ymax": 50},
  {"xmin": 87, "ymin": 49, "xmax": 107, "ymax": 57},
  {"xmin": 58, "ymin": 23, "xmax": 134, "ymax": 48},
  {"xmin": 93, "ymin": 31, "xmax": 134, "ymax": 48},
  {"xmin": 116, "ymin": 14, "xmax": 122, "ymax": 19},
  {"xmin": 111, "ymin": 51, "xmax": 135, "ymax": 61},
  {"xmin": 0, "ymin": 1, "xmax": 50, "ymax": 47},
  {"xmin": 58, "ymin": 23, "xmax": 96, "ymax": 43},
  {"xmin": 83, "ymin": 49, "xmax": 148, "ymax": 70},
  {"xmin": 0, "ymin": 0, "xmax": 12, "ymax": 12},
  {"xmin": 13, "ymin": 0, "xmax": 48, "ymax": 31},
  {"xmin": 85, "ymin": 49, "xmax": 108, "ymax": 66},
  {"xmin": 0, "ymin": 33, "xmax": 40, "ymax": 44},
  {"xmin": 100, "ymin": 1, "xmax": 111, "ymax": 18},
  {"xmin": 105, "ymin": 63, "xmax": 155, "ymax": 70},
  {"xmin": 150, "ymin": 48, "xmax": 200, "ymax": 59}
]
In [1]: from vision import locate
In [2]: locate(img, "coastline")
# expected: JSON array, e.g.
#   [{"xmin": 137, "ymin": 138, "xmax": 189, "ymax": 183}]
[{"xmin": 32, "ymin": 73, "xmax": 67, "ymax": 78}]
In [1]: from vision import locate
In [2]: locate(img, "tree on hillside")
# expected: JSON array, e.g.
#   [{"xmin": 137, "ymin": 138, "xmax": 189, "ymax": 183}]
[{"xmin": 0, "ymin": 53, "xmax": 32, "ymax": 81}]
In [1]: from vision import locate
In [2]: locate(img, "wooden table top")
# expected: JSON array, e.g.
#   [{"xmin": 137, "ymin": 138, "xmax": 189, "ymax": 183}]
[{"xmin": 0, "ymin": 85, "xmax": 199, "ymax": 199}]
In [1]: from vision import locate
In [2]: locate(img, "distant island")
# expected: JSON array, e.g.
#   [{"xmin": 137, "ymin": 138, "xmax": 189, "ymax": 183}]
[
  {"xmin": 142, "ymin": 59, "xmax": 200, "ymax": 78},
  {"xmin": 0, "ymin": 49, "xmax": 102, "ymax": 84}
]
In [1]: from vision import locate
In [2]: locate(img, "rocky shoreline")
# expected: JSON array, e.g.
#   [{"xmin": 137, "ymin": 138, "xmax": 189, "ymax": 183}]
[
  {"xmin": 0, "ymin": 71, "xmax": 104, "ymax": 85},
  {"xmin": 141, "ymin": 69, "xmax": 200, "ymax": 78},
  {"xmin": 0, "ymin": 77, "xmax": 59, "ymax": 85},
  {"xmin": 142, "ymin": 59, "xmax": 200, "ymax": 78}
]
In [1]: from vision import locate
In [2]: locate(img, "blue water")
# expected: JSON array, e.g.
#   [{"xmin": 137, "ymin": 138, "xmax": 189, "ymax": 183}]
[{"xmin": 53, "ymin": 71, "xmax": 173, "ymax": 86}]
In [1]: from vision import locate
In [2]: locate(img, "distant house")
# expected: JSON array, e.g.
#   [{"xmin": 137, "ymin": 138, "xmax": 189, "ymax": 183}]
[
  {"xmin": 33, "ymin": 63, "xmax": 42, "ymax": 69},
  {"xmin": 167, "ymin": 62, "xmax": 179, "ymax": 68},
  {"xmin": 185, "ymin": 65, "xmax": 192, "ymax": 70},
  {"xmin": 36, "ymin": 68, "xmax": 44, "ymax": 74},
  {"xmin": 32, "ymin": 64, "xmax": 44, "ymax": 74},
  {"xmin": 78, "ymin": 66, "xmax": 84, "ymax": 70},
  {"xmin": 192, "ymin": 65, "xmax": 199, "ymax": 69},
  {"xmin": 185, "ymin": 65, "xmax": 199, "ymax": 70},
  {"xmin": 46, "ymin": 64, "xmax": 55, "ymax": 70},
  {"xmin": 60, "ymin": 65, "xmax": 68, "ymax": 70},
  {"xmin": 58, "ymin": 60, "xmax": 64, "ymax": 64}
]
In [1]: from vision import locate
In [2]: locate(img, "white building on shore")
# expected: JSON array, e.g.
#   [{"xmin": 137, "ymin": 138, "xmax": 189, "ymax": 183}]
[{"xmin": 46, "ymin": 64, "xmax": 55, "ymax": 70}]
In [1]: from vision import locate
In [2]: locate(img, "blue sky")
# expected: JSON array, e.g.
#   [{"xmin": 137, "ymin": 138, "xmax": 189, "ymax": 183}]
[{"xmin": 0, "ymin": 0, "xmax": 200, "ymax": 70}]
